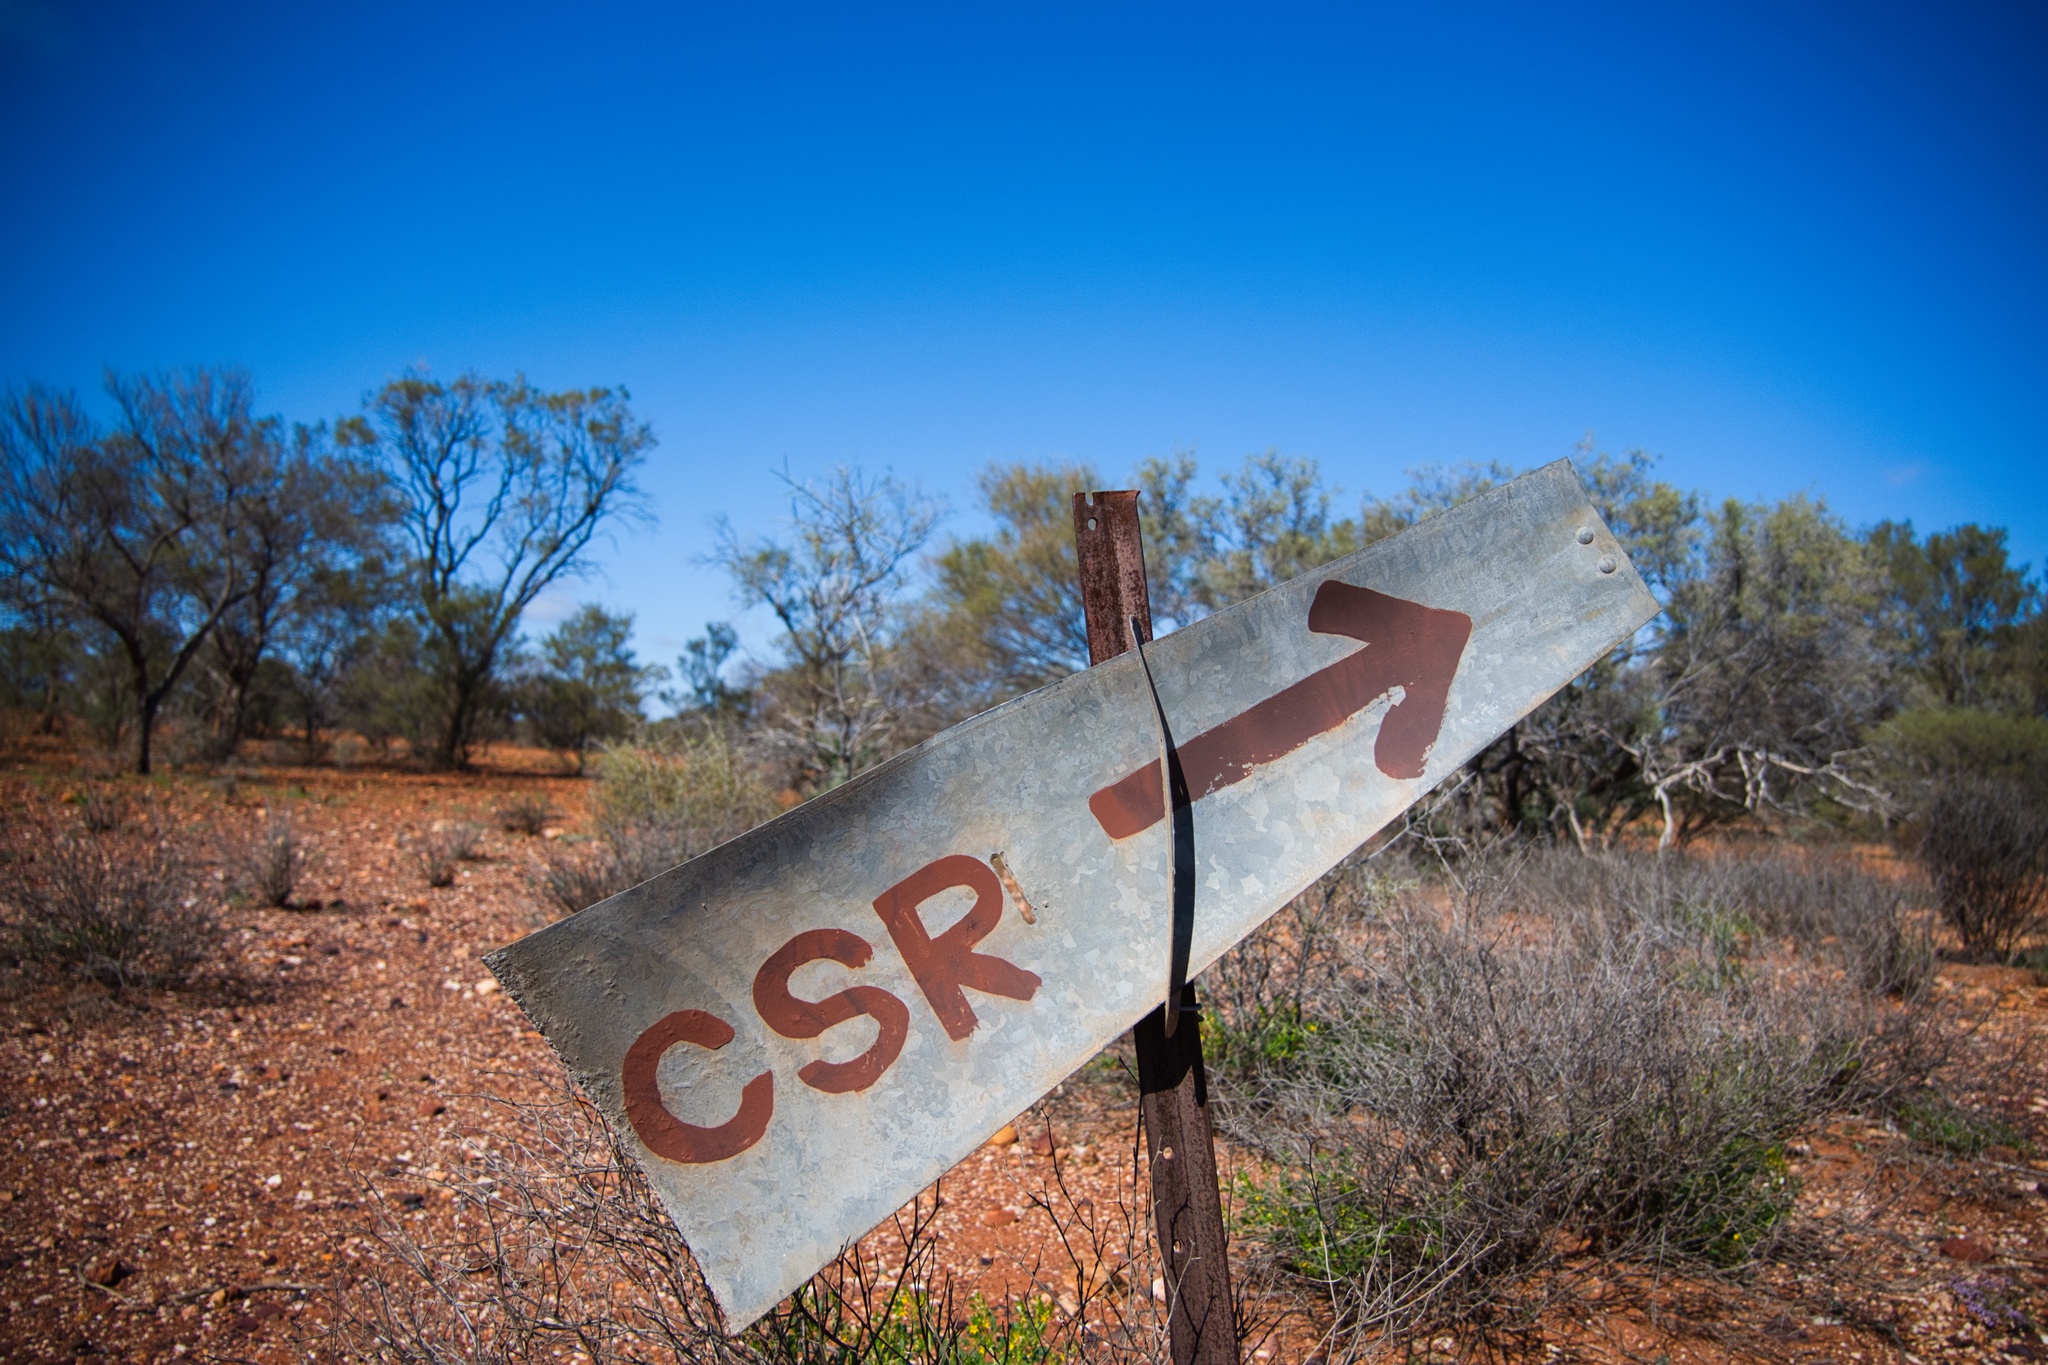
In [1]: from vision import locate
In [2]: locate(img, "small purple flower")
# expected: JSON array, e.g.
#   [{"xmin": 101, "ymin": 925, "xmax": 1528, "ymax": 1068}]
[{"xmin": 1952, "ymin": 1275, "xmax": 2028, "ymax": 1331}]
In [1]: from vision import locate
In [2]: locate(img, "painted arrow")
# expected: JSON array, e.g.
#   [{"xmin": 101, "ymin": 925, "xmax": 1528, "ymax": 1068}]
[{"xmin": 1088, "ymin": 581, "xmax": 1474, "ymax": 841}]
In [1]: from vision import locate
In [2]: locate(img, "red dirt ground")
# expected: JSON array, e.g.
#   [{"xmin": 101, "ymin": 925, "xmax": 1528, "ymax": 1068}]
[{"xmin": 2, "ymin": 745, "xmax": 2045, "ymax": 1363}]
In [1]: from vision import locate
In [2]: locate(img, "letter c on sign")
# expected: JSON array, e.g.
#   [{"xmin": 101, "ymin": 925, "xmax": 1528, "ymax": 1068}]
[{"xmin": 620, "ymin": 1009, "xmax": 772, "ymax": 1165}]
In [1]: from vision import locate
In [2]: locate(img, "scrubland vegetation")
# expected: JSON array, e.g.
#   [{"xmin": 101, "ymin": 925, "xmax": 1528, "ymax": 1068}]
[{"xmin": 3, "ymin": 365, "xmax": 2046, "ymax": 1359}]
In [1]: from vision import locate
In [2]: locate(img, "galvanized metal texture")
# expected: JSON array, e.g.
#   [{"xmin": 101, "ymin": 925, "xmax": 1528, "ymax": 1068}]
[{"xmin": 485, "ymin": 459, "xmax": 1661, "ymax": 1330}]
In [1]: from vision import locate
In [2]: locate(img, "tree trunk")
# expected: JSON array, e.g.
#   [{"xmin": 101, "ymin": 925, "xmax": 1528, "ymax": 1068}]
[
  {"xmin": 120, "ymin": 640, "xmax": 157, "ymax": 776},
  {"xmin": 437, "ymin": 667, "xmax": 484, "ymax": 770},
  {"xmin": 299, "ymin": 697, "xmax": 325, "ymax": 762},
  {"xmin": 135, "ymin": 694, "xmax": 157, "ymax": 775},
  {"xmin": 38, "ymin": 666, "xmax": 63, "ymax": 736}
]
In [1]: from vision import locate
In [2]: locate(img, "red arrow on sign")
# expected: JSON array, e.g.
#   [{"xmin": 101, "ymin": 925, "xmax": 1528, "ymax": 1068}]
[{"xmin": 1088, "ymin": 581, "xmax": 1473, "ymax": 841}]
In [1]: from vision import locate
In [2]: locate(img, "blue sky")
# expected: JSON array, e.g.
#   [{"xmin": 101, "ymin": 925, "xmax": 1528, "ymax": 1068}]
[{"xmin": 4, "ymin": 1, "xmax": 2044, "ymax": 682}]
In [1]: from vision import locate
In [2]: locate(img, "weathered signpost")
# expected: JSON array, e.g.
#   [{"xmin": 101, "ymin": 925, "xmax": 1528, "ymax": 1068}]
[
  {"xmin": 1073, "ymin": 486, "xmax": 1234, "ymax": 1365},
  {"xmin": 485, "ymin": 459, "xmax": 1661, "ymax": 1341}
]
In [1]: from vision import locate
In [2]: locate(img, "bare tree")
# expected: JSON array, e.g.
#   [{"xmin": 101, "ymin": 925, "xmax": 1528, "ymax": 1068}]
[
  {"xmin": 341, "ymin": 373, "xmax": 653, "ymax": 769},
  {"xmin": 714, "ymin": 466, "xmax": 942, "ymax": 790},
  {"xmin": 196, "ymin": 424, "xmax": 396, "ymax": 759},
  {"xmin": 0, "ymin": 370, "xmax": 276, "ymax": 773}
]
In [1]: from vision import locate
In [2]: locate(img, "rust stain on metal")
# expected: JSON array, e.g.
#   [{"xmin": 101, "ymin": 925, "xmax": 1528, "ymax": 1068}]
[{"xmin": 987, "ymin": 851, "xmax": 1038, "ymax": 924}]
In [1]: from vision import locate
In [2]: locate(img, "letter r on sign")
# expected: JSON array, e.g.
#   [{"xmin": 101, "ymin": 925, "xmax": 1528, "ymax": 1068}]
[{"xmin": 871, "ymin": 855, "xmax": 1041, "ymax": 1041}]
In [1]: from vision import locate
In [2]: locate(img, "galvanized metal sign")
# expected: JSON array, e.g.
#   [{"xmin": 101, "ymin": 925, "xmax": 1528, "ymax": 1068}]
[{"xmin": 485, "ymin": 460, "xmax": 1661, "ymax": 1328}]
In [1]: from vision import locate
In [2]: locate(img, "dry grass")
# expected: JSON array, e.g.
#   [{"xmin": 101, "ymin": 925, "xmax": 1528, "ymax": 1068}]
[
  {"xmin": 1202, "ymin": 844, "xmax": 1947, "ymax": 1355},
  {"xmin": 327, "ymin": 1080, "xmax": 1184, "ymax": 1365},
  {"xmin": 415, "ymin": 820, "xmax": 485, "ymax": 888},
  {"xmin": 235, "ymin": 803, "xmax": 313, "ymax": 908},
  {"xmin": 1918, "ymin": 776, "xmax": 2048, "ymax": 961},
  {"xmin": 495, "ymin": 794, "xmax": 555, "ymax": 837},
  {"xmin": 0, "ymin": 793, "xmax": 219, "ymax": 994}
]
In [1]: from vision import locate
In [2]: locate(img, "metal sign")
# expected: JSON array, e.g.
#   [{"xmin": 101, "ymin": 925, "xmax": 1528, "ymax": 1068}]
[{"xmin": 486, "ymin": 460, "xmax": 1660, "ymax": 1328}]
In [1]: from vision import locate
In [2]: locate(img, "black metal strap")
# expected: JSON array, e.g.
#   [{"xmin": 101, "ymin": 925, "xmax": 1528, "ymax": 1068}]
[{"xmin": 1129, "ymin": 616, "xmax": 1194, "ymax": 1037}]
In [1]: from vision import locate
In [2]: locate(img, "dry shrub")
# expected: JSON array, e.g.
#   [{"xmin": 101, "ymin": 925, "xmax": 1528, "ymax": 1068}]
[
  {"xmin": 235, "ymin": 803, "xmax": 311, "ymax": 908},
  {"xmin": 416, "ymin": 821, "xmax": 485, "ymax": 888},
  {"xmin": 0, "ymin": 794, "xmax": 216, "ymax": 994},
  {"xmin": 496, "ymin": 793, "xmax": 555, "ymax": 837},
  {"xmin": 1917, "ymin": 776, "xmax": 2047, "ymax": 961},
  {"xmin": 75, "ymin": 783, "xmax": 125, "ymax": 832},
  {"xmin": 1504, "ymin": 844, "xmax": 1938, "ymax": 1000},
  {"xmin": 1205, "ymin": 844, "xmax": 1940, "ymax": 1349},
  {"xmin": 330, "ymin": 1086, "xmax": 735, "ymax": 1363},
  {"xmin": 328, "ymin": 1081, "xmax": 1173, "ymax": 1365},
  {"xmin": 537, "ymin": 733, "xmax": 778, "ymax": 917}
]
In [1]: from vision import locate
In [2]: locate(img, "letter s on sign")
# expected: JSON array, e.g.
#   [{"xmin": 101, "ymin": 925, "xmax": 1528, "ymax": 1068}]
[
  {"xmin": 620, "ymin": 1009, "xmax": 773, "ymax": 1164},
  {"xmin": 753, "ymin": 928, "xmax": 909, "ymax": 1093}
]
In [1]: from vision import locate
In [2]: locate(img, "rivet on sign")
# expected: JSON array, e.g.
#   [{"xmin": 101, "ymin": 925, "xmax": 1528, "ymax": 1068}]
[
  {"xmin": 1576, "ymin": 526, "xmax": 1595, "ymax": 544},
  {"xmin": 1597, "ymin": 556, "xmax": 1616, "ymax": 575}
]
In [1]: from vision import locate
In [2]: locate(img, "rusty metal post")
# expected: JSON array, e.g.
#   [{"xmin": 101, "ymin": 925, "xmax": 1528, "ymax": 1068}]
[{"xmin": 1073, "ymin": 489, "xmax": 1238, "ymax": 1365}]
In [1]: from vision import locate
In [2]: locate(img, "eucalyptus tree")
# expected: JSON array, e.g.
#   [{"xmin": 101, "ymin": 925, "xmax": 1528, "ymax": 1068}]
[
  {"xmin": 196, "ymin": 424, "xmax": 398, "ymax": 758},
  {"xmin": 522, "ymin": 604, "xmax": 660, "ymax": 772},
  {"xmin": 340, "ymin": 373, "xmax": 653, "ymax": 768},
  {"xmin": 0, "ymin": 369, "xmax": 277, "ymax": 773},
  {"xmin": 1869, "ymin": 520, "xmax": 2038, "ymax": 711}
]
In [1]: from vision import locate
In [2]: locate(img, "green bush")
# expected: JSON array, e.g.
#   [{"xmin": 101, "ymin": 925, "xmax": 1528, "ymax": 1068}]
[
  {"xmin": 1877, "ymin": 707, "xmax": 2048, "ymax": 791},
  {"xmin": 1894, "ymin": 1091, "xmax": 2030, "ymax": 1158},
  {"xmin": 537, "ymin": 732, "xmax": 780, "ymax": 916}
]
